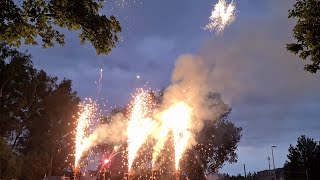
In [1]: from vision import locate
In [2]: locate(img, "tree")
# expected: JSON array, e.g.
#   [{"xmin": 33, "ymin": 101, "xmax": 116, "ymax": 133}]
[
  {"xmin": 284, "ymin": 135, "xmax": 320, "ymax": 180},
  {"xmin": 286, "ymin": 0, "xmax": 320, "ymax": 73},
  {"xmin": 0, "ymin": 0, "xmax": 121, "ymax": 54},
  {"xmin": 0, "ymin": 44, "xmax": 80, "ymax": 179},
  {"xmin": 0, "ymin": 42, "xmax": 40, "ymax": 141},
  {"xmin": 0, "ymin": 138, "xmax": 21, "ymax": 179},
  {"xmin": 181, "ymin": 92, "xmax": 242, "ymax": 179}
]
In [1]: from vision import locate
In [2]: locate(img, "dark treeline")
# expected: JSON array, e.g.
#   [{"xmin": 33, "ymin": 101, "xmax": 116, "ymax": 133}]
[{"xmin": 0, "ymin": 43, "xmax": 79, "ymax": 179}]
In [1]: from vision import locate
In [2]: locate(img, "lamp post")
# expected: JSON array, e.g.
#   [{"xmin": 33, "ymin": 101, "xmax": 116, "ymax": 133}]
[
  {"xmin": 243, "ymin": 164, "xmax": 247, "ymax": 179},
  {"xmin": 271, "ymin": 146, "xmax": 277, "ymax": 180}
]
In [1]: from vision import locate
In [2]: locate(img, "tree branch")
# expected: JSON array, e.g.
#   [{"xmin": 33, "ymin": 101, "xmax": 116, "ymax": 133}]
[{"xmin": 0, "ymin": 79, "xmax": 9, "ymax": 98}]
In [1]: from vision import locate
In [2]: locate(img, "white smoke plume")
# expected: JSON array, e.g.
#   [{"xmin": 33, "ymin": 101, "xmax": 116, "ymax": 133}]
[
  {"xmin": 153, "ymin": 54, "xmax": 230, "ymax": 156},
  {"xmin": 164, "ymin": 54, "xmax": 229, "ymax": 121},
  {"xmin": 86, "ymin": 113, "xmax": 127, "ymax": 148}
]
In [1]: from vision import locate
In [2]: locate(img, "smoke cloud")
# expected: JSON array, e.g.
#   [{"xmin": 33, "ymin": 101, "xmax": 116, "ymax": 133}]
[
  {"xmin": 160, "ymin": 54, "xmax": 230, "ymax": 149},
  {"xmin": 85, "ymin": 54, "xmax": 233, "ymax": 165},
  {"xmin": 87, "ymin": 113, "xmax": 127, "ymax": 147}
]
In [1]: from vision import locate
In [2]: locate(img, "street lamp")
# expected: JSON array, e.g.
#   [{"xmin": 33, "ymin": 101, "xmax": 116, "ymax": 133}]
[{"xmin": 271, "ymin": 146, "xmax": 277, "ymax": 180}]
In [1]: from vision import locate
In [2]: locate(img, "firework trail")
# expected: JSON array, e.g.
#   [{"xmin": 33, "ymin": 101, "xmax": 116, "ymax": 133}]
[
  {"xmin": 111, "ymin": 0, "xmax": 142, "ymax": 10},
  {"xmin": 151, "ymin": 101, "xmax": 193, "ymax": 172},
  {"xmin": 74, "ymin": 99, "xmax": 98, "ymax": 168},
  {"xmin": 204, "ymin": 0, "xmax": 236, "ymax": 34},
  {"xmin": 151, "ymin": 123, "xmax": 170, "ymax": 167},
  {"xmin": 108, "ymin": 145, "xmax": 121, "ymax": 160},
  {"xmin": 96, "ymin": 145, "xmax": 122, "ymax": 175},
  {"xmin": 136, "ymin": 74, "xmax": 150, "ymax": 88},
  {"xmin": 127, "ymin": 89, "xmax": 156, "ymax": 172},
  {"xmin": 159, "ymin": 102, "xmax": 193, "ymax": 170},
  {"xmin": 96, "ymin": 69, "xmax": 103, "ymax": 98},
  {"xmin": 116, "ymin": 0, "xmax": 130, "ymax": 9}
]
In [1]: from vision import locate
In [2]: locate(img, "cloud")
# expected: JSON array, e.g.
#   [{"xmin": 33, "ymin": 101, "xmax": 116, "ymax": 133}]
[
  {"xmin": 206, "ymin": 0, "xmax": 320, "ymax": 173},
  {"xmin": 137, "ymin": 36, "xmax": 175, "ymax": 60}
]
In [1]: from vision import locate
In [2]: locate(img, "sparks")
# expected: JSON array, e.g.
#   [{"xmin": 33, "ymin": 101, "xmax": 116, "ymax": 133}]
[
  {"xmin": 74, "ymin": 99, "xmax": 97, "ymax": 168},
  {"xmin": 160, "ymin": 102, "xmax": 193, "ymax": 170},
  {"xmin": 151, "ymin": 123, "xmax": 170, "ymax": 167},
  {"xmin": 204, "ymin": 0, "xmax": 236, "ymax": 34},
  {"xmin": 115, "ymin": 0, "xmax": 141, "ymax": 9},
  {"xmin": 104, "ymin": 159, "xmax": 110, "ymax": 164},
  {"xmin": 127, "ymin": 89, "xmax": 156, "ymax": 171},
  {"xmin": 96, "ymin": 69, "xmax": 103, "ymax": 97},
  {"xmin": 116, "ymin": 0, "xmax": 129, "ymax": 9}
]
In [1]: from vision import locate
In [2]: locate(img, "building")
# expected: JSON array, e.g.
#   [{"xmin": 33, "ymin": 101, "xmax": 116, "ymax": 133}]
[{"xmin": 256, "ymin": 168, "xmax": 285, "ymax": 180}]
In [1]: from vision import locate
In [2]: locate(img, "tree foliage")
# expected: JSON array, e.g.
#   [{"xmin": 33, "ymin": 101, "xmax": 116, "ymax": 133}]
[
  {"xmin": 286, "ymin": 0, "xmax": 320, "ymax": 73},
  {"xmin": 0, "ymin": 0, "xmax": 121, "ymax": 54},
  {"xmin": 284, "ymin": 135, "xmax": 320, "ymax": 180},
  {"xmin": 0, "ymin": 138, "xmax": 21, "ymax": 179},
  {"xmin": 0, "ymin": 43, "xmax": 80, "ymax": 179}
]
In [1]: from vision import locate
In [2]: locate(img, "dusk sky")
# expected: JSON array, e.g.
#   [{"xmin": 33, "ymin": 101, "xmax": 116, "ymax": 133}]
[{"xmin": 21, "ymin": 0, "xmax": 320, "ymax": 175}]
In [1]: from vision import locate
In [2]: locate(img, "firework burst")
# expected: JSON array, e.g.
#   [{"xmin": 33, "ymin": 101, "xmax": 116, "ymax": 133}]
[
  {"xmin": 204, "ymin": 0, "xmax": 236, "ymax": 34},
  {"xmin": 127, "ymin": 89, "xmax": 156, "ymax": 172},
  {"xmin": 160, "ymin": 102, "xmax": 193, "ymax": 170}
]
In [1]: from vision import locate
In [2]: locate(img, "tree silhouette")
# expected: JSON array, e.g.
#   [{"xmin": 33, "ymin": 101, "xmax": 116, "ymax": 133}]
[
  {"xmin": 0, "ymin": 44, "xmax": 80, "ymax": 179},
  {"xmin": 286, "ymin": 0, "xmax": 320, "ymax": 73},
  {"xmin": 1, "ymin": 0, "xmax": 121, "ymax": 54},
  {"xmin": 284, "ymin": 135, "xmax": 320, "ymax": 180}
]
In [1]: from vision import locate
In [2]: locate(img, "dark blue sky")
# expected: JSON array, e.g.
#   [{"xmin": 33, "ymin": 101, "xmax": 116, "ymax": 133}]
[{"xmin": 22, "ymin": 0, "xmax": 320, "ymax": 175}]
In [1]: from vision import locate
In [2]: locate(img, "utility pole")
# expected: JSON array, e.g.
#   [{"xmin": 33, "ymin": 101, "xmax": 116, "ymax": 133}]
[
  {"xmin": 306, "ymin": 169, "xmax": 309, "ymax": 180},
  {"xmin": 271, "ymin": 146, "xmax": 277, "ymax": 180},
  {"xmin": 268, "ymin": 156, "xmax": 271, "ymax": 175},
  {"xmin": 243, "ymin": 164, "xmax": 247, "ymax": 179}
]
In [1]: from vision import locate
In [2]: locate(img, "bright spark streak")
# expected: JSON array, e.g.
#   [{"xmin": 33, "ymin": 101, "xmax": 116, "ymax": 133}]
[
  {"xmin": 160, "ymin": 102, "xmax": 193, "ymax": 170},
  {"xmin": 74, "ymin": 100, "xmax": 97, "ymax": 168},
  {"xmin": 115, "ymin": 0, "xmax": 140, "ymax": 9},
  {"xmin": 104, "ymin": 159, "xmax": 110, "ymax": 164},
  {"xmin": 97, "ymin": 69, "xmax": 103, "ymax": 96},
  {"xmin": 151, "ymin": 114, "xmax": 171, "ymax": 167},
  {"xmin": 151, "ymin": 127, "xmax": 169, "ymax": 167},
  {"xmin": 204, "ymin": 0, "xmax": 236, "ymax": 34},
  {"xmin": 99, "ymin": 69, "xmax": 103, "ymax": 81},
  {"xmin": 127, "ymin": 89, "xmax": 156, "ymax": 171},
  {"xmin": 116, "ymin": 0, "xmax": 129, "ymax": 9}
]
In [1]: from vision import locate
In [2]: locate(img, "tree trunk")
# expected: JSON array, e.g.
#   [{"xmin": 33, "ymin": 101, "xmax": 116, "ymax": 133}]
[{"xmin": 11, "ymin": 131, "xmax": 21, "ymax": 149}]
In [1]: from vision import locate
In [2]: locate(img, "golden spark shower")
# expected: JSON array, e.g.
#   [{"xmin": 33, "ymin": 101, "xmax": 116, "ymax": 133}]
[
  {"xmin": 74, "ymin": 99, "xmax": 98, "ymax": 168},
  {"xmin": 127, "ymin": 89, "xmax": 156, "ymax": 172}
]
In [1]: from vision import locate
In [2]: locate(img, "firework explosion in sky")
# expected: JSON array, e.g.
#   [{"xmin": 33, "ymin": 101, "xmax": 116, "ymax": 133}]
[{"xmin": 204, "ymin": 0, "xmax": 236, "ymax": 33}]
